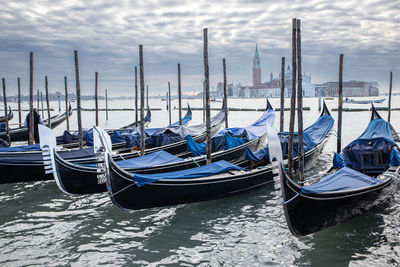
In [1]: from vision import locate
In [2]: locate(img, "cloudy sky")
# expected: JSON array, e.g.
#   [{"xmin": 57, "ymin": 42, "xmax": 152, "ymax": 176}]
[{"xmin": 0, "ymin": 0, "xmax": 398, "ymax": 97}]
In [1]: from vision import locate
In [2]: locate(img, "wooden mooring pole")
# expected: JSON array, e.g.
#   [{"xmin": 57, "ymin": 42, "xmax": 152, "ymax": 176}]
[
  {"xmin": 45, "ymin": 76, "xmax": 51, "ymax": 128},
  {"xmin": 139, "ymin": 45, "xmax": 145, "ymax": 156},
  {"xmin": 287, "ymin": 18, "xmax": 297, "ymax": 177},
  {"xmin": 2, "ymin": 78, "xmax": 10, "ymax": 144},
  {"xmin": 388, "ymin": 71, "xmax": 393, "ymax": 123},
  {"xmin": 105, "ymin": 89, "xmax": 108, "ymax": 120},
  {"xmin": 337, "ymin": 54, "xmax": 344, "ymax": 154},
  {"xmin": 280, "ymin": 57, "xmax": 285, "ymax": 132},
  {"xmin": 40, "ymin": 92, "xmax": 44, "ymax": 118},
  {"xmin": 178, "ymin": 63, "xmax": 182, "ymax": 125},
  {"xmin": 64, "ymin": 76, "xmax": 70, "ymax": 131},
  {"xmin": 95, "ymin": 72, "xmax": 99, "ymax": 126},
  {"xmin": 37, "ymin": 89, "xmax": 39, "ymax": 112},
  {"xmin": 74, "ymin": 50, "xmax": 84, "ymax": 149},
  {"xmin": 135, "ymin": 66, "xmax": 138, "ymax": 127},
  {"xmin": 203, "ymin": 81, "xmax": 206, "ymax": 122},
  {"xmin": 58, "ymin": 95, "xmax": 61, "ymax": 112},
  {"xmin": 146, "ymin": 85, "xmax": 149, "ymax": 108},
  {"xmin": 223, "ymin": 58, "xmax": 228, "ymax": 128},
  {"xmin": 17, "ymin": 77, "xmax": 22, "ymax": 127},
  {"xmin": 28, "ymin": 52, "xmax": 34, "ymax": 145},
  {"xmin": 168, "ymin": 82, "xmax": 172, "ymax": 125},
  {"xmin": 296, "ymin": 19, "xmax": 304, "ymax": 182},
  {"xmin": 203, "ymin": 28, "xmax": 211, "ymax": 164}
]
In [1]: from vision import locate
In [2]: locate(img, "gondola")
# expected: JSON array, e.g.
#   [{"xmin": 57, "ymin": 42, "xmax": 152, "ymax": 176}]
[
  {"xmin": 58, "ymin": 103, "xmax": 192, "ymax": 148},
  {"xmin": 57, "ymin": 106, "xmax": 153, "ymax": 147},
  {"xmin": 344, "ymin": 98, "xmax": 386, "ymax": 104},
  {"xmin": 40, "ymin": 101, "xmax": 275, "ymax": 195},
  {"xmin": 98, "ymin": 103, "xmax": 334, "ymax": 210},
  {"xmin": 0, "ymin": 104, "xmax": 72, "ymax": 142},
  {"xmin": 0, "ymin": 104, "xmax": 224, "ymax": 184},
  {"xmin": 276, "ymin": 106, "xmax": 400, "ymax": 237},
  {"xmin": 0, "ymin": 107, "xmax": 13, "ymax": 123},
  {"xmin": 107, "ymin": 103, "xmax": 193, "ymax": 150}
]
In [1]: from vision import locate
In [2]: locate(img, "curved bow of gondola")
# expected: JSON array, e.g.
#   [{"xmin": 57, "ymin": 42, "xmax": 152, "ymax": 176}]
[
  {"xmin": 370, "ymin": 104, "xmax": 382, "ymax": 121},
  {"xmin": 266, "ymin": 98, "xmax": 273, "ymax": 111},
  {"xmin": 185, "ymin": 103, "xmax": 192, "ymax": 118},
  {"xmin": 0, "ymin": 106, "xmax": 13, "ymax": 122},
  {"xmin": 321, "ymin": 100, "xmax": 331, "ymax": 117},
  {"xmin": 144, "ymin": 106, "xmax": 151, "ymax": 123}
]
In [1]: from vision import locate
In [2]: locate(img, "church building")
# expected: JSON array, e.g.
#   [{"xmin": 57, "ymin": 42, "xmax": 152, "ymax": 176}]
[{"xmin": 240, "ymin": 45, "xmax": 316, "ymax": 98}]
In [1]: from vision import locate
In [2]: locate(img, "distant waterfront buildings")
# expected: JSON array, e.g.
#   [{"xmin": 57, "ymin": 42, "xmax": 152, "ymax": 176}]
[
  {"xmin": 315, "ymin": 81, "xmax": 379, "ymax": 97},
  {"xmin": 212, "ymin": 45, "xmax": 380, "ymax": 98}
]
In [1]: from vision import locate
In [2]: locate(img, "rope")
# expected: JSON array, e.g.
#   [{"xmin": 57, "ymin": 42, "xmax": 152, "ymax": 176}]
[
  {"xmin": 284, "ymin": 167, "xmax": 295, "ymax": 174},
  {"xmin": 283, "ymin": 191, "xmax": 301, "ymax": 204},
  {"xmin": 191, "ymin": 157, "xmax": 200, "ymax": 167}
]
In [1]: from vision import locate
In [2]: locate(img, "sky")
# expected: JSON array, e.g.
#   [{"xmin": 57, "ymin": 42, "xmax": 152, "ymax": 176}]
[{"xmin": 0, "ymin": 0, "xmax": 399, "ymax": 97}]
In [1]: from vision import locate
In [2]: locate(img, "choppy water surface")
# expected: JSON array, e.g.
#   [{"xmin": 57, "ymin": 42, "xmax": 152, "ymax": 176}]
[{"xmin": 1, "ymin": 97, "xmax": 399, "ymax": 266}]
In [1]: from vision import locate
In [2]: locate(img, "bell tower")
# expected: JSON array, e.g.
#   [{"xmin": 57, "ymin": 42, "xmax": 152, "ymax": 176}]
[{"xmin": 253, "ymin": 44, "xmax": 261, "ymax": 85}]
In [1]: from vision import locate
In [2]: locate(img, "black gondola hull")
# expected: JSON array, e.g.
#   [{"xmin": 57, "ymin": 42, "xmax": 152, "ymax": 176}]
[
  {"xmin": 52, "ymin": 134, "xmax": 266, "ymax": 194},
  {"xmin": 108, "ymin": 134, "xmax": 329, "ymax": 210},
  {"xmin": 0, "ymin": 119, "xmax": 223, "ymax": 184},
  {"xmin": 280, "ymin": 170, "xmax": 396, "ymax": 236},
  {"xmin": 0, "ymin": 106, "xmax": 72, "ymax": 142}
]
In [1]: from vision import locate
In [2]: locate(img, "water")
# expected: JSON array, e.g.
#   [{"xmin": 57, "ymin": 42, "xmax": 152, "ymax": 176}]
[{"xmin": 1, "ymin": 97, "xmax": 399, "ymax": 266}]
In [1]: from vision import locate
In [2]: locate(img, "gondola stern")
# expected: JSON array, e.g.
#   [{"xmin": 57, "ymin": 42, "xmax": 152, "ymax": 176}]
[
  {"xmin": 266, "ymin": 98, "xmax": 273, "ymax": 111},
  {"xmin": 186, "ymin": 102, "xmax": 192, "ymax": 118},
  {"xmin": 321, "ymin": 100, "xmax": 331, "ymax": 117},
  {"xmin": 38, "ymin": 124, "xmax": 72, "ymax": 195},
  {"xmin": 370, "ymin": 104, "xmax": 382, "ymax": 120}
]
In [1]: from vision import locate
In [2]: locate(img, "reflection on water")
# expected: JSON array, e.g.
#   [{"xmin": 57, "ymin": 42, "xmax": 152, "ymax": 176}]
[{"xmin": 1, "ymin": 97, "xmax": 400, "ymax": 265}]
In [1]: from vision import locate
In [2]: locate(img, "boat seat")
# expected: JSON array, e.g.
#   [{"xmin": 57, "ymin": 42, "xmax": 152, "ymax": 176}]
[{"xmin": 359, "ymin": 150, "xmax": 390, "ymax": 174}]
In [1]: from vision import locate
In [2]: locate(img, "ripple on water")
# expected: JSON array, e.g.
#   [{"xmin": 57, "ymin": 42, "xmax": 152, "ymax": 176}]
[{"xmin": 0, "ymin": 150, "xmax": 399, "ymax": 265}]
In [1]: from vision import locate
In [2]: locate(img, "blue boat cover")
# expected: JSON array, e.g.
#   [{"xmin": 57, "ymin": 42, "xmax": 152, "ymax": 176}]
[
  {"xmin": 0, "ymin": 122, "xmax": 9, "ymax": 132},
  {"xmin": 108, "ymin": 108, "xmax": 224, "ymax": 148},
  {"xmin": 345, "ymin": 118, "xmax": 395, "ymax": 148},
  {"xmin": 333, "ymin": 152, "xmax": 346, "ymax": 169},
  {"xmin": 186, "ymin": 132, "xmax": 246, "ymax": 157},
  {"xmin": 187, "ymin": 108, "xmax": 275, "ymax": 156},
  {"xmin": 61, "ymin": 129, "xmax": 94, "ymax": 146},
  {"xmin": 0, "ymin": 143, "xmax": 41, "ymax": 152},
  {"xmin": 132, "ymin": 160, "xmax": 246, "ymax": 187},
  {"xmin": 390, "ymin": 149, "xmax": 400, "ymax": 166},
  {"xmin": 301, "ymin": 167, "xmax": 381, "ymax": 194},
  {"xmin": 170, "ymin": 115, "xmax": 192, "ymax": 126},
  {"xmin": 245, "ymin": 114, "xmax": 334, "ymax": 162},
  {"xmin": 82, "ymin": 150, "xmax": 183, "ymax": 169},
  {"xmin": 342, "ymin": 118, "xmax": 397, "ymax": 170}
]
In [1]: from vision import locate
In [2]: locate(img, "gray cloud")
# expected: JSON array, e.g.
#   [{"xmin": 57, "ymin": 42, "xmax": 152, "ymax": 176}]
[{"xmin": 0, "ymin": 0, "xmax": 398, "ymax": 97}]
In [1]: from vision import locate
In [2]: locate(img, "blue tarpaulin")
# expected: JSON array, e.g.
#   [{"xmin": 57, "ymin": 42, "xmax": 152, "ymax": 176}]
[
  {"xmin": 187, "ymin": 108, "xmax": 275, "ymax": 156},
  {"xmin": 186, "ymin": 132, "xmax": 246, "ymax": 157},
  {"xmin": 390, "ymin": 149, "xmax": 400, "ymax": 166},
  {"xmin": 301, "ymin": 167, "xmax": 381, "ymax": 194},
  {"xmin": 333, "ymin": 152, "xmax": 346, "ymax": 169},
  {"xmin": 170, "ymin": 115, "xmax": 192, "ymax": 126},
  {"xmin": 245, "ymin": 114, "xmax": 334, "ymax": 162},
  {"xmin": 82, "ymin": 150, "xmax": 184, "ymax": 169},
  {"xmin": 342, "ymin": 118, "xmax": 397, "ymax": 170},
  {"xmin": 0, "ymin": 143, "xmax": 41, "ymax": 152},
  {"xmin": 61, "ymin": 129, "xmax": 94, "ymax": 146},
  {"xmin": 132, "ymin": 160, "xmax": 246, "ymax": 187}
]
